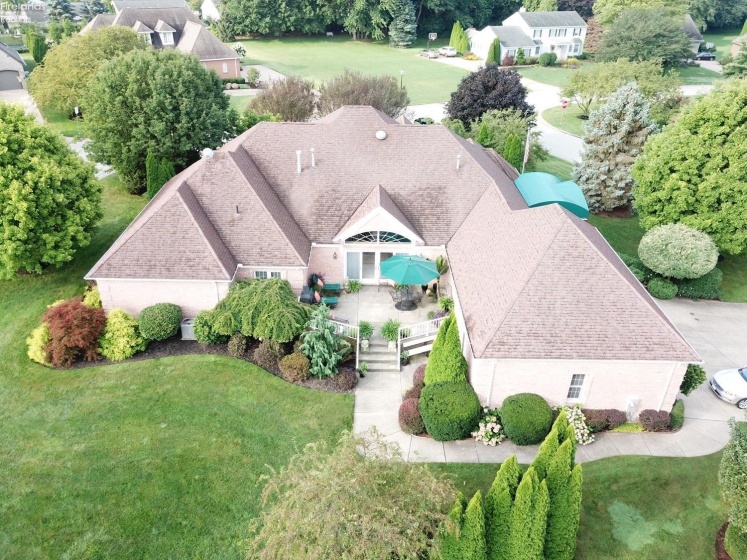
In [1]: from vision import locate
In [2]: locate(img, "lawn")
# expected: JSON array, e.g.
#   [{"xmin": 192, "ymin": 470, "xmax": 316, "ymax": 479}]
[
  {"xmin": 237, "ymin": 36, "xmax": 469, "ymax": 105},
  {"xmin": 675, "ymin": 64, "xmax": 724, "ymax": 85},
  {"xmin": 542, "ymin": 104, "xmax": 588, "ymax": 137},
  {"xmin": 437, "ymin": 452, "xmax": 725, "ymax": 560},
  {"xmin": 534, "ymin": 154, "xmax": 574, "ymax": 181},
  {"xmin": 228, "ymin": 93, "xmax": 254, "ymax": 113},
  {"xmin": 702, "ymin": 27, "xmax": 742, "ymax": 62},
  {"xmin": 0, "ymin": 174, "xmax": 354, "ymax": 559},
  {"xmin": 517, "ymin": 64, "xmax": 576, "ymax": 88},
  {"xmin": 39, "ymin": 106, "xmax": 84, "ymax": 138}
]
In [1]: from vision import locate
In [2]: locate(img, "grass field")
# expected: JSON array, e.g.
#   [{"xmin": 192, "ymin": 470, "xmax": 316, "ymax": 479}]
[
  {"xmin": 0, "ymin": 174, "xmax": 354, "ymax": 558},
  {"xmin": 517, "ymin": 64, "xmax": 576, "ymax": 88},
  {"xmin": 542, "ymin": 104, "xmax": 588, "ymax": 137},
  {"xmin": 39, "ymin": 106, "xmax": 84, "ymax": 138},
  {"xmin": 702, "ymin": 27, "xmax": 742, "ymax": 61},
  {"xmin": 675, "ymin": 64, "xmax": 724, "ymax": 85},
  {"xmin": 534, "ymin": 154, "xmax": 574, "ymax": 181},
  {"xmin": 237, "ymin": 36, "xmax": 468, "ymax": 105},
  {"xmin": 438, "ymin": 452, "xmax": 725, "ymax": 560},
  {"xmin": 228, "ymin": 93, "xmax": 254, "ymax": 113}
]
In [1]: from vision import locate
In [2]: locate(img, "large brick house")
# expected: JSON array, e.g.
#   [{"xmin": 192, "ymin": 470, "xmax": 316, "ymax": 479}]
[
  {"xmin": 86, "ymin": 106, "xmax": 699, "ymax": 415},
  {"xmin": 81, "ymin": 3, "xmax": 241, "ymax": 78}
]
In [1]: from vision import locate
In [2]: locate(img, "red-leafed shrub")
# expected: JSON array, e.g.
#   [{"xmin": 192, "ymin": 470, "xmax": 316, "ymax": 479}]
[
  {"xmin": 404, "ymin": 383, "xmax": 423, "ymax": 400},
  {"xmin": 639, "ymin": 409, "xmax": 671, "ymax": 432},
  {"xmin": 582, "ymin": 408, "xmax": 628, "ymax": 432},
  {"xmin": 335, "ymin": 369, "xmax": 358, "ymax": 391},
  {"xmin": 399, "ymin": 398, "xmax": 425, "ymax": 435},
  {"xmin": 42, "ymin": 297, "xmax": 106, "ymax": 367},
  {"xmin": 412, "ymin": 364, "xmax": 426, "ymax": 387}
]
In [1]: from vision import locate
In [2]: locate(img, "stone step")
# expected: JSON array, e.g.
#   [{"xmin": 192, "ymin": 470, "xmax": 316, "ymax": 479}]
[
  {"xmin": 364, "ymin": 363, "xmax": 400, "ymax": 372},
  {"xmin": 360, "ymin": 353, "xmax": 398, "ymax": 363}
]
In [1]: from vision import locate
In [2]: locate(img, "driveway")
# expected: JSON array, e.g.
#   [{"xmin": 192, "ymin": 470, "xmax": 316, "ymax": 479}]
[{"xmin": 0, "ymin": 88, "xmax": 43, "ymax": 123}]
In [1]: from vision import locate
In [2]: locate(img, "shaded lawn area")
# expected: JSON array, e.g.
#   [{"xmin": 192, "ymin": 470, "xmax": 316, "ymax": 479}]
[
  {"xmin": 228, "ymin": 93, "xmax": 254, "ymax": 114},
  {"xmin": 542, "ymin": 104, "xmax": 588, "ymax": 137},
  {"xmin": 39, "ymin": 106, "xmax": 84, "ymax": 138},
  {"xmin": 0, "ymin": 175, "xmax": 354, "ymax": 559},
  {"xmin": 436, "ymin": 452, "xmax": 724, "ymax": 560},
  {"xmin": 702, "ymin": 27, "xmax": 742, "ymax": 62},
  {"xmin": 237, "ymin": 36, "xmax": 468, "ymax": 105},
  {"xmin": 533, "ymin": 154, "xmax": 574, "ymax": 181},
  {"xmin": 516, "ymin": 64, "xmax": 581, "ymax": 88},
  {"xmin": 675, "ymin": 64, "xmax": 723, "ymax": 85}
]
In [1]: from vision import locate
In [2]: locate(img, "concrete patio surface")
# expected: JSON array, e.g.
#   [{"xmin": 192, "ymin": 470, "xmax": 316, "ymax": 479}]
[{"xmin": 353, "ymin": 299, "xmax": 747, "ymax": 463}]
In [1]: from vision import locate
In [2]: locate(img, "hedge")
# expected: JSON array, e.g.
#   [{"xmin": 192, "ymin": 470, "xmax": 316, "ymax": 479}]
[
  {"xmin": 99, "ymin": 309, "xmax": 148, "ymax": 362},
  {"xmin": 399, "ymin": 398, "xmax": 426, "ymax": 435},
  {"xmin": 647, "ymin": 277, "xmax": 678, "ymax": 300},
  {"xmin": 638, "ymin": 224, "xmax": 719, "ymax": 280},
  {"xmin": 581, "ymin": 409, "xmax": 627, "ymax": 433},
  {"xmin": 639, "ymin": 409, "xmax": 670, "ymax": 432},
  {"xmin": 676, "ymin": 267, "xmax": 723, "ymax": 300},
  {"xmin": 194, "ymin": 310, "xmax": 229, "ymax": 344},
  {"xmin": 419, "ymin": 382, "xmax": 482, "ymax": 441},
  {"xmin": 500, "ymin": 393, "xmax": 553, "ymax": 445},
  {"xmin": 669, "ymin": 399, "xmax": 685, "ymax": 430},
  {"xmin": 279, "ymin": 352, "xmax": 310, "ymax": 383},
  {"xmin": 138, "ymin": 303, "xmax": 182, "ymax": 341}
]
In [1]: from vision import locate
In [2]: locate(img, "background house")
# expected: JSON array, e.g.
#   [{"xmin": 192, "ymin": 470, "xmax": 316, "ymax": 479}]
[
  {"xmin": 82, "ymin": 4, "xmax": 240, "ymax": 78},
  {"xmin": 683, "ymin": 14, "xmax": 703, "ymax": 54},
  {"xmin": 86, "ymin": 106, "xmax": 698, "ymax": 417},
  {"xmin": 468, "ymin": 9, "xmax": 586, "ymax": 62},
  {"xmin": 0, "ymin": 42, "xmax": 26, "ymax": 91}
]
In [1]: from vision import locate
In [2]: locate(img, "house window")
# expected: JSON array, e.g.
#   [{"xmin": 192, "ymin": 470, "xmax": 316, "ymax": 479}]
[
  {"xmin": 159, "ymin": 31, "xmax": 174, "ymax": 46},
  {"xmin": 254, "ymin": 271, "xmax": 268, "ymax": 279},
  {"xmin": 222, "ymin": 62, "xmax": 228, "ymax": 74},
  {"xmin": 535, "ymin": 46, "xmax": 540, "ymax": 55},
  {"xmin": 506, "ymin": 48, "xmax": 515, "ymax": 57},
  {"xmin": 573, "ymin": 27, "xmax": 580, "ymax": 36},
  {"xmin": 567, "ymin": 374, "xmax": 586, "ymax": 400},
  {"xmin": 561, "ymin": 28, "xmax": 567, "ymax": 37},
  {"xmin": 346, "ymin": 231, "xmax": 410, "ymax": 244},
  {"xmin": 270, "ymin": 271, "xmax": 282, "ymax": 279},
  {"xmin": 533, "ymin": 29, "xmax": 542, "ymax": 38}
]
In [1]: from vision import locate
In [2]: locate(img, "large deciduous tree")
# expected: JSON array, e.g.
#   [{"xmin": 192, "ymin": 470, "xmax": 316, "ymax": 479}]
[
  {"xmin": 28, "ymin": 27, "xmax": 146, "ymax": 113},
  {"xmin": 632, "ymin": 80, "xmax": 747, "ymax": 255},
  {"xmin": 445, "ymin": 66, "xmax": 533, "ymax": 127},
  {"xmin": 249, "ymin": 75, "xmax": 316, "ymax": 122},
  {"xmin": 592, "ymin": 0, "xmax": 687, "ymax": 26},
  {"xmin": 247, "ymin": 431, "xmax": 456, "ymax": 560},
  {"xmin": 574, "ymin": 83, "xmax": 658, "ymax": 212},
  {"xmin": 0, "ymin": 105, "xmax": 101, "ymax": 278},
  {"xmin": 318, "ymin": 70, "xmax": 409, "ymax": 117},
  {"xmin": 83, "ymin": 49, "xmax": 236, "ymax": 192},
  {"xmin": 596, "ymin": 8, "xmax": 692, "ymax": 66},
  {"xmin": 557, "ymin": 0, "xmax": 594, "ymax": 19}
]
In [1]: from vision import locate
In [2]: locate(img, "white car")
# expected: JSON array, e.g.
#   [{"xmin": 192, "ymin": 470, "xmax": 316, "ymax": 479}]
[
  {"xmin": 438, "ymin": 46, "xmax": 457, "ymax": 57},
  {"xmin": 710, "ymin": 367, "xmax": 747, "ymax": 409}
]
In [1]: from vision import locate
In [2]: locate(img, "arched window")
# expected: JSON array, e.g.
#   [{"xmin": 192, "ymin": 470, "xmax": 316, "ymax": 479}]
[{"xmin": 345, "ymin": 231, "xmax": 410, "ymax": 243}]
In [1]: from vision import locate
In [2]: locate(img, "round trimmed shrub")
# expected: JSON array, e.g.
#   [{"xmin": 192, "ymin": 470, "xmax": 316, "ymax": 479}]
[
  {"xmin": 227, "ymin": 332, "xmax": 248, "ymax": 358},
  {"xmin": 538, "ymin": 52, "xmax": 557, "ymax": 66},
  {"xmin": 676, "ymin": 267, "xmax": 723, "ymax": 300},
  {"xmin": 412, "ymin": 364, "xmax": 426, "ymax": 386},
  {"xmin": 399, "ymin": 398, "xmax": 426, "ymax": 435},
  {"xmin": 99, "ymin": 308, "xmax": 148, "ymax": 362},
  {"xmin": 404, "ymin": 383, "xmax": 423, "ymax": 400},
  {"xmin": 680, "ymin": 363, "xmax": 707, "ymax": 396},
  {"xmin": 419, "ymin": 382, "xmax": 481, "ymax": 441},
  {"xmin": 335, "ymin": 369, "xmax": 358, "ymax": 391},
  {"xmin": 279, "ymin": 352, "xmax": 310, "ymax": 383},
  {"xmin": 253, "ymin": 339, "xmax": 284, "ymax": 372},
  {"xmin": 194, "ymin": 310, "xmax": 228, "ymax": 344},
  {"xmin": 639, "ymin": 409, "xmax": 670, "ymax": 432},
  {"xmin": 638, "ymin": 224, "xmax": 719, "ymax": 280},
  {"xmin": 27, "ymin": 322, "xmax": 51, "ymax": 366},
  {"xmin": 647, "ymin": 277, "xmax": 678, "ymax": 299},
  {"xmin": 138, "ymin": 303, "xmax": 182, "ymax": 341},
  {"xmin": 83, "ymin": 286, "xmax": 102, "ymax": 308},
  {"xmin": 500, "ymin": 393, "xmax": 553, "ymax": 445}
]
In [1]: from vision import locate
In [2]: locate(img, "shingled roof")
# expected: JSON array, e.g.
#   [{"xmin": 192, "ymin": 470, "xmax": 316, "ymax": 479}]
[{"xmin": 511, "ymin": 10, "xmax": 586, "ymax": 28}]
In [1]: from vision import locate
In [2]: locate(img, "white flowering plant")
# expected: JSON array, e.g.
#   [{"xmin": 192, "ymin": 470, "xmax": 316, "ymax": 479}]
[
  {"xmin": 559, "ymin": 404, "xmax": 594, "ymax": 445},
  {"xmin": 471, "ymin": 407, "xmax": 506, "ymax": 446}
]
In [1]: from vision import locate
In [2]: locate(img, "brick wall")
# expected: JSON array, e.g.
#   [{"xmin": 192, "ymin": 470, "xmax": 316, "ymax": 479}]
[
  {"xmin": 97, "ymin": 279, "xmax": 230, "ymax": 317},
  {"xmin": 308, "ymin": 246, "xmax": 345, "ymax": 285},
  {"xmin": 469, "ymin": 357, "xmax": 687, "ymax": 416},
  {"xmin": 203, "ymin": 58, "xmax": 240, "ymax": 79}
]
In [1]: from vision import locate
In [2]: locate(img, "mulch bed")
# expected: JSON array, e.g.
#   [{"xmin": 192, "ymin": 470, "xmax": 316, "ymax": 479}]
[
  {"xmin": 717, "ymin": 522, "xmax": 733, "ymax": 560},
  {"xmin": 62, "ymin": 338, "xmax": 357, "ymax": 394}
]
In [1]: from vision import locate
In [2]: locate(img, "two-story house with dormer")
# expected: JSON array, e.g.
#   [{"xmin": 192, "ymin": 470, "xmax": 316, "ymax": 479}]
[{"xmin": 468, "ymin": 9, "xmax": 587, "ymax": 63}]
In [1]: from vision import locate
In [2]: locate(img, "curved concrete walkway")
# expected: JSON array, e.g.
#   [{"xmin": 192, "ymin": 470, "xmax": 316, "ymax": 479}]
[{"xmin": 353, "ymin": 299, "xmax": 746, "ymax": 463}]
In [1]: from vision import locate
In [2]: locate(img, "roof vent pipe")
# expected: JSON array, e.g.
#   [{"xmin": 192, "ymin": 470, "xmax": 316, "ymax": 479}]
[
  {"xmin": 235, "ymin": 205, "xmax": 240, "ymax": 216},
  {"xmin": 296, "ymin": 150, "xmax": 302, "ymax": 174},
  {"xmin": 456, "ymin": 154, "xmax": 461, "ymax": 170},
  {"xmin": 310, "ymin": 148, "xmax": 316, "ymax": 167}
]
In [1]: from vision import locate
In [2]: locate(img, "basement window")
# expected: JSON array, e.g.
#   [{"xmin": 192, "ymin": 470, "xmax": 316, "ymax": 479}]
[{"xmin": 566, "ymin": 374, "xmax": 586, "ymax": 400}]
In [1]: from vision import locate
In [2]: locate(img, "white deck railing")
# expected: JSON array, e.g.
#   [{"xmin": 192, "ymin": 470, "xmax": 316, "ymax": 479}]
[
  {"xmin": 397, "ymin": 316, "xmax": 447, "ymax": 370},
  {"xmin": 329, "ymin": 320, "xmax": 360, "ymax": 369}
]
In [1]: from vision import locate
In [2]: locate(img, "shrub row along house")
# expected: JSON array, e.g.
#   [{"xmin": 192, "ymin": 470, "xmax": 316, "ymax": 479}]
[
  {"xmin": 81, "ymin": 0, "xmax": 241, "ymax": 78},
  {"xmin": 86, "ymin": 106, "xmax": 699, "ymax": 416},
  {"xmin": 468, "ymin": 9, "xmax": 587, "ymax": 62}
]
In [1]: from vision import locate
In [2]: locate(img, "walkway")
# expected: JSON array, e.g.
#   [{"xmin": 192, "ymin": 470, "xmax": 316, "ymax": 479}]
[{"xmin": 353, "ymin": 299, "xmax": 746, "ymax": 462}]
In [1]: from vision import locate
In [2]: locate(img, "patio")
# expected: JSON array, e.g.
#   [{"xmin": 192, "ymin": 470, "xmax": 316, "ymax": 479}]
[{"xmin": 330, "ymin": 286, "xmax": 442, "ymax": 334}]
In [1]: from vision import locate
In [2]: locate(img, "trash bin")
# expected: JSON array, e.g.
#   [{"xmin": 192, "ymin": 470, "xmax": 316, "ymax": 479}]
[{"xmin": 181, "ymin": 318, "xmax": 196, "ymax": 341}]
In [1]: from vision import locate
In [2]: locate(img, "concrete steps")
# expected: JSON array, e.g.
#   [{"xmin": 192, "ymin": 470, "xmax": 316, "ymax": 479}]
[{"xmin": 360, "ymin": 342, "xmax": 399, "ymax": 372}]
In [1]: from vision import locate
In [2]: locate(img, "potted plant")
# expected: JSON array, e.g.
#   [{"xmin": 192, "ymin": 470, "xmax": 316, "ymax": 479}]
[
  {"xmin": 358, "ymin": 321, "xmax": 373, "ymax": 351},
  {"xmin": 400, "ymin": 350, "xmax": 410, "ymax": 366},
  {"xmin": 381, "ymin": 319, "xmax": 400, "ymax": 351},
  {"xmin": 359, "ymin": 361, "xmax": 368, "ymax": 378}
]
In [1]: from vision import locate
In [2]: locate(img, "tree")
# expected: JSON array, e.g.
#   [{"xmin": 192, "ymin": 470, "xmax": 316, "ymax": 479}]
[
  {"xmin": 632, "ymin": 80, "xmax": 747, "ymax": 255},
  {"xmin": 508, "ymin": 468, "xmax": 546, "ymax": 560},
  {"xmin": 502, "ymin": 134, "xmax": 522, "ymax": 170},
  {"xmin": 486, "ymin": 37, "xmax": 500, "ymax": 63},
  {"xmin": 544, "ymin": 439, "xmax": 583, "ymax": 560},
  {"xmin": 596, "ymin": 8, "xmax": 692, "ymax": 67},
  {"xmin": 389, "ymin": 0, "xmax": 417, "ymax": 47},
  {"xmin": 48, "ymin": 0, "xmax": 74, "ymax": 20},
  {"xmin": 719, "ymin": 420, "xmax": 747, "ymax": 537},
  {"xmin": 343, "ymin": 0, "xmax": 395, "ymax": 40},
  {"xmin": 449, "ymin": 20, "xmax": 470, "ymax": 54},
  {"xmin": 0, "ymin": 105, "xmax": 101, "ymax": 279},
  {"xmin": 318, "ymin": 70, "xmax": 410, "ymax": 118},
  {"xmin": 43, "ymin": 298, "xmax": 107, "ymax": 367},
  {"xmin": 592, "ymin": 0, "xmax": 687, "ymax": 26},
  {"xmin": 28, "ymin": 27, "xmax": 146, "ymax": 113},
  {"xmin": 247, "ymin": 430, "xmax": 456, "ymax": 560},
  {"xmin": 31, "ymin": 33, "xmax": 47, "ymax": 63},
  {"xmin": 424, "ymin": 315, "xmax": 467, "ymax": 385},
  {"xmin": 301, "ymin": 305, "xmax": 351, "ymax": 378},
  {"xmin": 724, "ymin": 50, "xmax": 747, "ymax": 77},
  {"xmin": 538, "ymin": 0, "xmax": 557, "ymax": 10},
  {"xmin": 485, "ymin": 456, "xmax": 520, "ymax": 560},
  {"xmin": 460, "ymin": 491, "xmax": 488, "ymax": 560},
  {"xmin": 531, "ymin": 427, "xmax": 559, "ymax": 481},
  {"xmin": 582, "ymin": 17, "xmax": 603, "ymax": 53},
  {"xmin": 237, "ymin": 108, "xmax": 282, "ymax": 132},
  {"xmin": 249, "ymin": 75, "xmax": 316, "ymax": 123},
  {"xmin": 573, "ymin": 83, "xmax": 658, "ymax": 212},
  {"xmin": 638, "ymin": 224, "xmax": 719, "ymax": 279},
  {"xmin": 561, "ymin": 58, "xmax": 681, "ymax": 122},
  {"xmin": 145, "ymin": 151, "xmax": 159, "ymax": 198},
  {"xmin": 446, "ymin": 66, "xmax": 533, "ymax": 127},
  {"xmin": 83, "ymin": 49, "xmax": 236, "ymax": 191},
  {"xmin": 557, "ymin": 0, "xmax": 595, "ymax": 19},
  {"xmin": 48, "ymin": 21, "xmax": 64, "ymax": 43},
  {"xmin": 439, "ymin": 493, "xmax": 468, "ymax": 559},
  {"xmin": 80, "ymin": 0, "xmax": 107, "ymax": 18},
  {"xmin": 149, "ymin": 158, "xmax": 174, "ymax": 199}
]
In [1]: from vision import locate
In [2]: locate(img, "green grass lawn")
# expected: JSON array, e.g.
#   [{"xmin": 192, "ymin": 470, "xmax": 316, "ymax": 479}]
[
  {"xmin": 702, "ymin": 27, "xmax": 742, "ymax": 62},
  {"xmin": 39, "ymin": 106, "xmax": 84, "ymax": 138},
  {"xmin": 534, "ymin": 154, "xmax": 574, "ymax": 181},
  {"xmin": 437, "ymin": 452, "xmax": 725, "ymax": 560},
  {"xmin": 675, "ymin": 64, "xmax": 724, "ymax": 85},
  {"xmin": 228, "ymin": 93, "xmax": 254, "ymax": 113},
  {"xmin": 20, "ymin": 51, "xmax": 36, "ymax": 72},
  {"xmin": 0, "ymin": 175, "xmax": 354, "ymax": 558},
  {"xmin": 237, "ymin": 36, "xmax": 468, "ymax": 105},
  {"xmin": 516, "ymin": 64, "xmax": 577, "ymax": 88},
  {"xmin": 542, "ymin": 104, "xmax": 589, "ymax": 137}
]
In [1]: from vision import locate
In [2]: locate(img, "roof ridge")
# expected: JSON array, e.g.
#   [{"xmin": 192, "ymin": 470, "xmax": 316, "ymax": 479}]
[{"xmin": 564, "ymin": 217, "xmax": 701, "ymax": 362}]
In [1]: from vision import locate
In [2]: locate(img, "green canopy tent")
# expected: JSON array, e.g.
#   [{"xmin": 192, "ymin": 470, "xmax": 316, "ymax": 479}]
[
  {"xmin": 515, "ymin": 172, "xmax": 589, "ymax": 219},
  {"xmin": 380, "ymin": 255, "xmax": 440, "ymax": 310}
]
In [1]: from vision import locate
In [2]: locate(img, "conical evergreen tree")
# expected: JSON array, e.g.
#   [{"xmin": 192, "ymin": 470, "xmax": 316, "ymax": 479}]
[
  {"xmin": 573, "ymin": 82, "xmax": 658, "ymax": 212},
  {"xmin": 424, "ymin": 314, "xmax": 466, "ymax": 385},
  {"xmin": 476, "ymin": 122, "xmax": 491, "ymax": 146},
  {"xmin": 544, "ymin": 439, "xmax": 583, "ymax": 560},
  {"xmin": 553, "ymin": 409, "xmax": 569, "ymax": 445},
  {"xmin": 438, "ymin": 493, "xmax": 467, "ymax": 559},
  {"xmin": 502, "ymin": 134, "xmax": 522, "ymax": 170},
  {"xmin": 529, "ymin": 479, "xmax": 550, "ymax": 559},
  {"xmin": 539, "ymin": 0, "xmax": 558, "ymax": 10},
  {"xmin": 531, "ymin": 427, "xmax": 559, "ymax": 481},
  {"xmin": 486, "ymin": 38, "xmax": 500, "ymax": 63},
  {"xmin": 461, "ymin": 491, "xmax": 488, "ymax": 560},
  {"xmin": 389, "ymin": 0, "xmax": 417, "ymax": 48},
  {"xmin": 508, "ymin": 467, "xmax": 537, "ymax": 559},
  {"xmin": 486, "ymin": 456, "xmax": 521, "ymax": 560},
  {"xmin": 48, "ymin": 0, "xmax": 74, "ymax": 21},
  {"xmin": 449, "ymin": 21, "xmax": 463, "ymax": 48}
]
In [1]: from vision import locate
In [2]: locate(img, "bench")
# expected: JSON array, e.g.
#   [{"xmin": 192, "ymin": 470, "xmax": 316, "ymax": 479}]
[
  {"xmin": 323, "ymin": 283, "xmax": 342, "ymax": 293},
  {"xmin": 322, "ymin": 296, "xmax": 338, "ymax": 308}
]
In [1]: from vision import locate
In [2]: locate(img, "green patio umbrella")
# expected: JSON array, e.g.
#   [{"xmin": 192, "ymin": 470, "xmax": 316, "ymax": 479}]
[{"xmin": 380, "ymin": 255, "xmax": 440, "ymax": 286}]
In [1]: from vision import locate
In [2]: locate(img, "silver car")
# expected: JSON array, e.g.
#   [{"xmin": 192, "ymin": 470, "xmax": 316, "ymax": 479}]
[
  {"xmin": 438, "ymin": 46, "xmax": 457, "ymax": 57},
  {"xmin": 419, "ymin": 49, "xmax": 439, "ymax": 59},
  {"xmin": 710, "ymin": 367, "xmax": 747, "ymax": 409}
]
